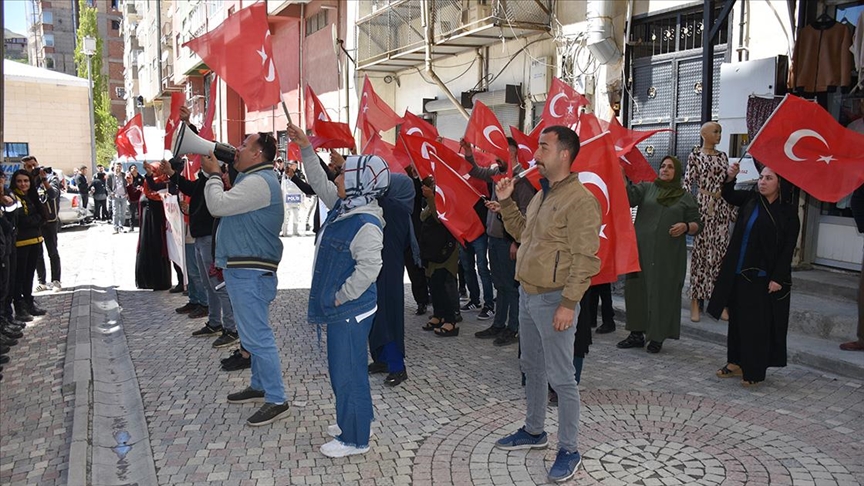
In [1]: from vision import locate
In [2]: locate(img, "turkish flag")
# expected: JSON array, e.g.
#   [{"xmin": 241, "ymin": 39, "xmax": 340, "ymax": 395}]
[
  {"xmin": 309, "ymin": 121, "xmax": 355, "ymax": 150},
  {"xmin": 115, "ymin": 113, "xmax": 147, "ymax": 159},
  {"xmin": 165, "ymin": 92, "xmax": 185, "ymax": 150},
  {"xmin": 464, "ymin": 101, "xmax": 510, "ymax": 163},
  {"xmin": 183, "ymin": 3, "xmax": 281, "ymax": 112},
  {"xmin": 541, "ymin": 77, "xmax": 589, "ymax": 130},
  {"xmin": 749, "ymin": 94, "xmax": 864, "ymax": 202},
  {"xmin": 306, "ymin": 86, "xmax": 331, "ymax": 128},
  {"xmin": 571, "ymin": 131, "xmax": 640, "ymax": 285},
  {"xmin": 509, "ymin": 126, "xmax": 537, "ymax": 169},
  {"xmin": 411, "ymin": 150, "xmax": 485, "ymax": 244},
  {"xmin": 601, "ymin": 117, "xmax": 663, "ymax": 183},
  {"xmin": 287, "ymin": 142, "xmax": 302, "ymax": 162},
  {"xmin": 356, "ymin": 76, "xmax": 402, "ymax": 143},
  {"xmin": 363, "ymin": 133, "xmax": 408, "ymax": 174},
  {"xmin": 401, "ymin": 111, "xmax": 439, "ymax": 139},
  {"xmin": 399, "ymin": 133, "xmax": 473, "ymax": 177}
]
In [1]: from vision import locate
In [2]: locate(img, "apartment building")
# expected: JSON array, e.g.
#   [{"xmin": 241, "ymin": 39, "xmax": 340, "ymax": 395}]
[{"xmin": 25, "ymin": 0, "xmax": 126, "ymax": 121}]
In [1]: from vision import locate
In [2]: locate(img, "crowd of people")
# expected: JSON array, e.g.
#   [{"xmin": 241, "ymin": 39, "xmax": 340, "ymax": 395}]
[{"xmin": 2, "ymin": 111, "xmax": 863, "ymax": 482}]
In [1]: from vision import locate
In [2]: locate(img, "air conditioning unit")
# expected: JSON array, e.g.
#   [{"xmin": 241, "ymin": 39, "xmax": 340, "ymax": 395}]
[{"xmin": 462, "ymin": 5, "xmax": 491, "ymax": 25}]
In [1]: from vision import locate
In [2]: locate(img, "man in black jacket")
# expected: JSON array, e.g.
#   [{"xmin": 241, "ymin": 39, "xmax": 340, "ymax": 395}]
[
  {"xmin": 22, "ymin": 157, "xmax": 62, "ymax": 293},
  {"xmin": 163, "ymin": 106, "xmax": 238, "ymax": 350},
  {"xmin": 840, "ymin": 183, "xmax": 864, "ymax": 352}
]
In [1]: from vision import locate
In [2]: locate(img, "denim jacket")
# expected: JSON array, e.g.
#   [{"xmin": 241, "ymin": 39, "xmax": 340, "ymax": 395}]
[{"xmin": 307, "ymin": 212, "xmax": 383, "ymax": 324}]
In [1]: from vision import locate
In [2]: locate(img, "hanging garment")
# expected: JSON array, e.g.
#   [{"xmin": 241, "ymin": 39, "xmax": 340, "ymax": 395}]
[{"xmin": 792, "ymin": 22, "xmax": 854, "ymax": 93}]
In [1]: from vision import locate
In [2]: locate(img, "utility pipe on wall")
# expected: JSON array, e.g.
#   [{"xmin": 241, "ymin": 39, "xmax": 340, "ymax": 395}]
[{"xmin": 422, "ymin": 0, "xmax": 470, "ymax": 120}]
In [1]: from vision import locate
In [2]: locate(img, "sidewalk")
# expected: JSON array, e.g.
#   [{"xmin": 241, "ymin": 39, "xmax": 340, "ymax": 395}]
[{"xmin": 1, "ymin": 223, "xmax": 862, "ymax": 485}]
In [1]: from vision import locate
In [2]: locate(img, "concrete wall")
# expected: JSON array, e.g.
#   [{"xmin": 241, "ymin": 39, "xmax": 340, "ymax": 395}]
[{"xmin": 4, "ymin": 80, "xmax": 93, "ymax": 175}]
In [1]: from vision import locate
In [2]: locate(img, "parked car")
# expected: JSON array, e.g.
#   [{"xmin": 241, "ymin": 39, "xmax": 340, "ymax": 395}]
[{"xmin": 58, "ymin": 192, "xmax": 92, "ymax": 226}]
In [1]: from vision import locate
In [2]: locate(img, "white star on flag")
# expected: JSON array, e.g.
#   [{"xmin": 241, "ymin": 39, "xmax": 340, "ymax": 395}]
[{"xmin": 817, "ymin": 155, "xmax": 835, "ymax": 165}]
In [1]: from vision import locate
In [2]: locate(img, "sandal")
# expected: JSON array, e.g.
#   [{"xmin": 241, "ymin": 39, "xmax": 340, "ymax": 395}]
[
  {"xmin": 422, "ymin": 317, "xmax": 442, "ymax": 331},
  {"xmin": 434, "ymin": 322, "xmax": 459, "ymax": 337},
  {"xmin": 742, "ymin": 379, "xmax": 763, "ymax": 387},
  {"xmin": 716, "ymin": 364, "xmax": 742, "ymax": 378}
]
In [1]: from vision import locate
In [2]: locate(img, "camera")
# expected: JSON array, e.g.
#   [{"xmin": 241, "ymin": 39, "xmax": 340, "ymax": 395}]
[{"xmin": 37, "ymin": 166, "xmax": 53, "ymax": 174}]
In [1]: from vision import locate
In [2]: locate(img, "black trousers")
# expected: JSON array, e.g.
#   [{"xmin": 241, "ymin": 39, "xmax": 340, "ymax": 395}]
[
  {"xmin": 36, "ymin": 219, "xmax": 61, "ymax": 284},
  {"xmin": 93, "ymin": 199, "xmax": 108, "ymax": 220},
  {"xmin": 128, "ymin": 199, "xmax": 140, "ymax": 229},
  {"xmin": 404, "ymin": 248, "xmax": 429, "ymax": 306},
  {"xmin": 14, "ymin": 244, "xmax": 40, "ymax": 304},
  {"xmin": 581, "ymin": 283, "xmax": 614, "ymax": 327},
  {"xmin": 80, "ymin": 192, "xmax": 89, "ymax": 209},
  {"xmin": 429, "ymin": 268, "xmax": 458, "ymax": 323}
]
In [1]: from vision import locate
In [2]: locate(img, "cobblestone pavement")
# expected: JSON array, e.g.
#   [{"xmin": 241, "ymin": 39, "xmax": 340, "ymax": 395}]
[{"xmin": 2, "ymin": 223, "xmax": 863, "ymax": 485}]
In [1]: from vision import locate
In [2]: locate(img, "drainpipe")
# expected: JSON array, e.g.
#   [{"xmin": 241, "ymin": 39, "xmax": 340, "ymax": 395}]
[
  {"xmin": 422, "ymin": 0, "xmax": 470, "ymax": 120},
  {"xmin": 586, "ymin": 0, "xmax": 621, "ymax": 65}
]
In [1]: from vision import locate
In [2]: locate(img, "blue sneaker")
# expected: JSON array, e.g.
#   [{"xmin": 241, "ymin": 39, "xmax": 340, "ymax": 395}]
[
  {"xmin": 548, "ymin": 448, "xmax": 582, "ymax": 483},
  {"xmin": 494, "ymin": 427, "xmax": 548, "ymax": 451}
]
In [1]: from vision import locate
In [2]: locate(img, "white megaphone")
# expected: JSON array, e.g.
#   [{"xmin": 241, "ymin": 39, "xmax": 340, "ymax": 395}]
[{"xmin": 172, "ymin": 122, "xmax": 236, "ymax": 165}]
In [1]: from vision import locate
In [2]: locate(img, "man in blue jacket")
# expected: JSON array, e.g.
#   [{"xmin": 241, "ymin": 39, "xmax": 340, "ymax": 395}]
[{"xmin": 202, "ymin": 132, "xmax": 287, "ymax": 426}]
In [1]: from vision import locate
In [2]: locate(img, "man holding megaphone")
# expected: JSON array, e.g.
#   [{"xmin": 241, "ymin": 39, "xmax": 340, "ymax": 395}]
[{"xmin": 199, "ymin": 132, "xmax": 289, "ymax": 427}]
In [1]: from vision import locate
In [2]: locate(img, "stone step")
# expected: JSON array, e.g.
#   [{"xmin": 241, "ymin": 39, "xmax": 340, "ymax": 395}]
[
  {"xmin": 608, "ymin": 294, "xmax": 864, "ymax": 380},
  {"xmin": 792, "ymin": 267, "xmax": 859, "ymax": 302}
]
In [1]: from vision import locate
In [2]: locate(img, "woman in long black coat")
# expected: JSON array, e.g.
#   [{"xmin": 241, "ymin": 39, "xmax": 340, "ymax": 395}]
[
  {"xmin": 368, "ymin": 173, "xmax": 415, "ymax": 387},
  {"xmin": 708, "ymin": 165, "xmax": 800, "ymax": 386}
]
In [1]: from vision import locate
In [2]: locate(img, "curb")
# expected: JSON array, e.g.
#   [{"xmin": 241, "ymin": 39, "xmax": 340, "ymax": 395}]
[
  {"xmin": 608, "ymin": 294, "xmax": 864, "ymax": 380},
  {"xmin": 62, "ymin": 286, "xmax": 158, "ymax": 486}
]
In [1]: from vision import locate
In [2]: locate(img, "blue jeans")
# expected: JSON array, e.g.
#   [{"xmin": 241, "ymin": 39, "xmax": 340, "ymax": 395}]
[
  {"xmin": 328, "ymin": 313, "xmax": 375, "ymax": 448},
  {"xmin": 111, "ymin": 196, "xmax": 127, "ymax": 230},
  {"xmin": 185, "ymin": 243, "xmax": 207, "ymax": 307},
  {"xmin": 194, "ymin": 236, "xmax": 235, "ymax": 331},
  {"xmin": 519, "ymin": 287, "xmax": 580, "ymax": 452},
  {"xmin": 459, "ymin": 234, "xmax": 493, "ymax": 308},
  {"xmin": 488, "ymin": 237, "xmax": 518, "ymax": 331},
  {"xmin": 224, "ymin": 268, "xmax": 285, "ymax": 404}
]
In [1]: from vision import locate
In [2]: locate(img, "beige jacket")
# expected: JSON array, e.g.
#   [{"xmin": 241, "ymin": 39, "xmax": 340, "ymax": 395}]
[{"xmin": 499, "ymin": 172, "xmax": 601, "ymax": 309}]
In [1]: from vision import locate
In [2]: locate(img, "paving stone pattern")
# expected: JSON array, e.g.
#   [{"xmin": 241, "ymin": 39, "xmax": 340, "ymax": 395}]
[{"xmin": 1, "ymin": 224, "xmax": 863, "ymax": 485}]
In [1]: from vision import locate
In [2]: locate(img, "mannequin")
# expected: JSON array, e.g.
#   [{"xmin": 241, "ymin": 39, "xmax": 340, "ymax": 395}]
[{"xmin": 684, "ymin": 122, "xmax": 737, "ymax": 322}]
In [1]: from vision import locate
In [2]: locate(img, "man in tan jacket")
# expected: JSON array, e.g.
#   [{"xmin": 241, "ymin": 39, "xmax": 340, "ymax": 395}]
[{"xmin": 489, "ymin": 125, "xmax": 601, "ymax": 483}]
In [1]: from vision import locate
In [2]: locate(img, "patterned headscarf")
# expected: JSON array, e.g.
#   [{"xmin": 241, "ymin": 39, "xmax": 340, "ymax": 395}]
[{"xmin": 339, "ymin": 154, "xmax": 391, "ymax": 215}]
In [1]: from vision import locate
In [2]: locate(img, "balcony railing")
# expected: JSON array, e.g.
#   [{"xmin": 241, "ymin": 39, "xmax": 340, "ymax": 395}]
[{"xmin": 357, "ymin": 0, "xmax": 551, "ymax": 72}]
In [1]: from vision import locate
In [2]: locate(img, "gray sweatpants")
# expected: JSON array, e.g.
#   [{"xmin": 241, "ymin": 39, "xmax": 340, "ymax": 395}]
[{"xmin": 519, "ymin": 287, "xmax": 581, "ymax": 452}]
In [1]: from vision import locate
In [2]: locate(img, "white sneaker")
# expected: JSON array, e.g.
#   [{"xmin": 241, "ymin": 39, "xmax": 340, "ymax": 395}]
[
  {"xmin": 327, "ymin": 423, "xmax": 375, "ymax": 438},
  {"xmin": 52, "ymin": 281, "xmax": 62, "ymax": 291},
  {"xmin": 319, "ymin": 439, "xmax": 369, "ymax": 458},
  {"xmin": 34, "ymin": 283, "xmax": 51, "ymax": 292}
]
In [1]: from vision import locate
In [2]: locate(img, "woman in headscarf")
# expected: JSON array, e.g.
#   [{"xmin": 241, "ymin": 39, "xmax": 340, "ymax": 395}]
[
  {"xmin": 135, "ymin": 162, "xmax": 172, "ymax": 290},
  {"xmin": 709, "ymin": 165, "xmax": 799, "ymax": 386},
  {"xmin": 618, "ymin": 156, "xmax": 703, "ymax": 353},
  {"xmin": 368, "ymin": 173, "xmax": 416, "ymax": 387},
  {"xmin": 10, "ymin": 169, "xmax": 48, "ymax": 320},
  {"xmin": 289, "ymin": 122, "xmax": 390, "ymax": 459}
]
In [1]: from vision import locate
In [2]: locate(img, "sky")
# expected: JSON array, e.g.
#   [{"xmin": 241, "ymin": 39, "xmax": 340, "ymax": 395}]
[{"xmin": 4, "ymin": 0, "xmax": 29, "ymax": 36}]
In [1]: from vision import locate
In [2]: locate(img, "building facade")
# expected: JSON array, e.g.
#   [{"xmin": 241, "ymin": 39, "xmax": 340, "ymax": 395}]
[
  {"xmin": 4, "ymin": 29, "xmax": 29, "ymax": 62},
  {"xmin": 26, "ymin": 0, "xmax": 126, "ymax": 121}
]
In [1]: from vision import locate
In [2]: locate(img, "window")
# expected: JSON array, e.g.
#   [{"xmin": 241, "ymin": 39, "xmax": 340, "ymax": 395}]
[
  {"xmin": 45, "ymin": 57, "xmax": 55, "ymax": 69},
  {"xmin": 4, "ymin": 143, "xmax": 30, "ymax": 158},
  {"xmin": 305, "ymin": 10, "xmax": 328, "ymax": 36},
  {"xmin": 111, "ymin": 0, "xmax": 119, "ymax": 9},
  {"xmin": 112, "ymin": 20, "xmax": 121, "ymax": 30},
  {"xmin": 44, "ymin": 33, "xmax": 54, "ymax": 47},
  {"xmin": 42, "ymin": 11, "xmax": 53, "ymax": 24},
  {"xmin": 86, "ymin": 0, "xmax": 95, "ymax": 7},
  {"xmin": 116, "ymin": 87, "xmax": 126, "ymax": 98}
]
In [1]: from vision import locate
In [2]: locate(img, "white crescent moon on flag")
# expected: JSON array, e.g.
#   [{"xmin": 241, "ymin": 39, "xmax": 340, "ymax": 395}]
[
  {"xmin": 435, "ymin": 186, "xmax": 448, "ymax": 220},
  {"xmin": 264, "ymin": 60, "xmax": 276, "ymax": 82},
  {"xmin": 483, "ymin": 126, "xmax": 504, "ymax": 149},
  {"xmin": 407, "ymin": 128, "xmax": 423, "ymax": 136},
  {"xmin": 420, "ymin": 141, "xmax": 436, "ymax": 160},
  {"xmin": 783, "ymin": 129, "xmax": 829, "ymax": 162},
  {"xmin": 518, "ymin": 144, "xmax": 532, "ymax": 154},
  {"xmin": 127, "ymin": 126, "xmax": 144, "ymax": 146},
  {"xmin": 548, "ymin": 93, "xmax": 568, "ymax": 118},
  {"xmin": 579, "ymin": 171, "xmax": 610, "ymax": 214}
]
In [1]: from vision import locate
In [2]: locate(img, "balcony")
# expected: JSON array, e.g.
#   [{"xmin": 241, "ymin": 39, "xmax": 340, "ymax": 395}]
[
  {"xmin": 124, "ymin": 1, "xmax": 140, "ymax": 21},
  {"xmin": 356, "ymin": 0, "xmax": 551, "ymax": 72}
]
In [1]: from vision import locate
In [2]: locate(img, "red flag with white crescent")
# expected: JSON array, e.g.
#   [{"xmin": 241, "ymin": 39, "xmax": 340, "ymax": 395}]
[
  {"xmin": 541, "ymin": 78, "xmax": 589, "ymax": 130},
  {"xmin": 115, "ymin": 113, "xmax": 147, "ymax": 159},
  {"xmin": 748, "ymin": 94, "xmax": 864, "ymax": 202},
  {"xmin": 463, "ymin": 101, "xmax": 510, "ymax": 163},
  {"xmin": 571, "ymin": 131, "xmax": 640, "ymax": 284},
  {"xmin": 183, "ymin": 3, "xmax": 281, "ymax": 112}
]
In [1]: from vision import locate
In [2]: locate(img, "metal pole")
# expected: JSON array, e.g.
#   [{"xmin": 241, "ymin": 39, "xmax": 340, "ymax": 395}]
[
  {"xmin": 701, "ymin": 1, "xmax": 714, "ymax": 124},
  {"xmin": 87, "ymin": 54, "xmax": 97, "ymax": 174}
]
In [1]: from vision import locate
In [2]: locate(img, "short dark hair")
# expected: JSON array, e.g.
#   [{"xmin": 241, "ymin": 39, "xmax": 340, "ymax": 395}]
[
  {"xmin": 256, "ymin": 132, "xmax": 277, "ymax": 163},
  {"xmin": 542, "ymin": 126, "xmax": 580, "ymax": 164},
  {"xmin": 506, "ymin": 137, "xmax": 518, "ymax": 149}
]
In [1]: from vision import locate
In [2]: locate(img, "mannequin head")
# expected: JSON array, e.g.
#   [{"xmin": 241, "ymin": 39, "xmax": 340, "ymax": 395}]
[{"xmin": 700, "ymin": 122, "xmax": 722, "ymax": 149}]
